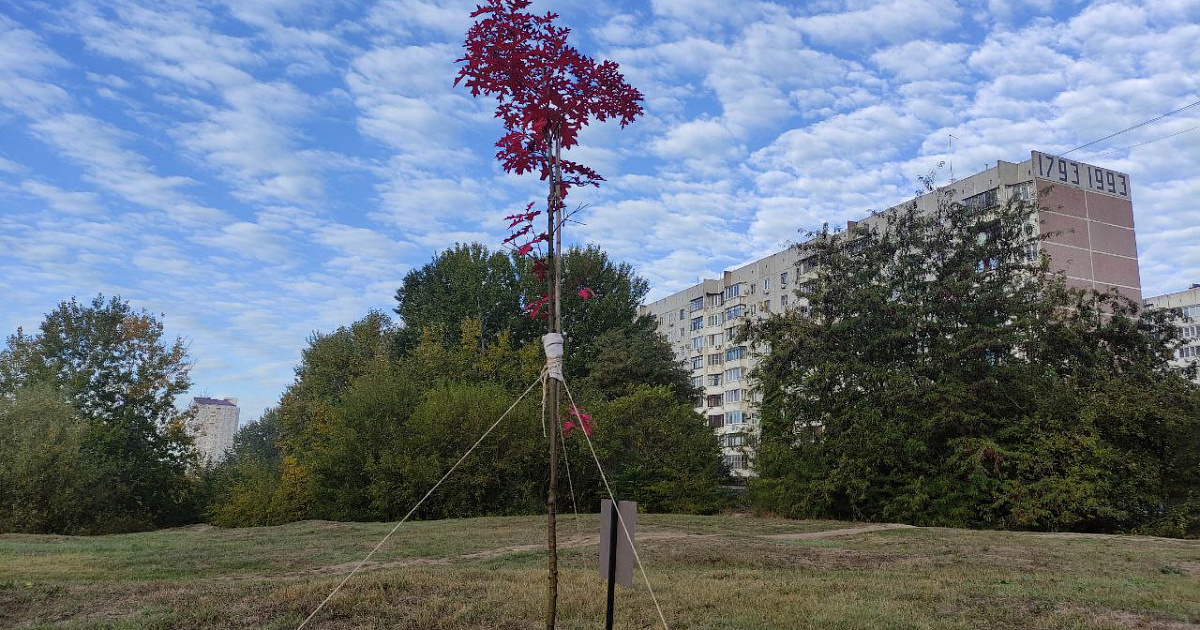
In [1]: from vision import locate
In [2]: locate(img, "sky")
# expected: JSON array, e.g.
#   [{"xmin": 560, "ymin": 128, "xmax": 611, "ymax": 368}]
[{"xmin": 1, "ymin": 0, "xmax": 1198, "ymax": 423}]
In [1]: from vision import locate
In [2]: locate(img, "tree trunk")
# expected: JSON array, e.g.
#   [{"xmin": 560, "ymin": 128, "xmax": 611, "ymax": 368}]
[{"xmin": 545, "ymin": 129, "xmax": 561, "ymax": 630}]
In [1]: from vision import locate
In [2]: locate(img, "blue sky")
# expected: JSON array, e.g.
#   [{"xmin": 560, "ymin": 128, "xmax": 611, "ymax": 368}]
[{"xmin": 1, "ymin": 0, "xmax": 1198, "ymax": 422}]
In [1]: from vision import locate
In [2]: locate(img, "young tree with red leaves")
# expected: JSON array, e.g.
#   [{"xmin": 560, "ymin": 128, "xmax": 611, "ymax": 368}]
[{"xmin": 456, "ymin": 1, "xmax": 643, "ymax": 626}]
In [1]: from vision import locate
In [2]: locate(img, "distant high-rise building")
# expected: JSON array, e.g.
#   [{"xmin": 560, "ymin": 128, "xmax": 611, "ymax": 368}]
[
  {"xmin": 188, "ymin": 397, "xmax": 240, "ymax": 463},
  {"xmin": 1144, "ymin": 284, "xmax": 1200, "ymax": 382},
  {"xmin": 641, "ymin": 150, "xmax": 1142, "ymax": 477}
]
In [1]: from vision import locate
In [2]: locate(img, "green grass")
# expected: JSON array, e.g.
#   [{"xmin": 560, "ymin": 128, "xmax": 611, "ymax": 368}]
[{"xmin": 1, "ymin": 515, "xmax": 1196, "ymax": 629}]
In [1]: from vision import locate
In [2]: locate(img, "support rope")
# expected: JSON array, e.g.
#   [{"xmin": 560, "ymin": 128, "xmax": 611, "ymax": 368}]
[
  {"xmin": 560, "ymin": 378, "xmax": 671, "ymax": 630},
  {"xmin": 294, "ymin": 372, "xmax": 545, "ymax": 630},
  {"xmin": 557, "ymin": 414, "xmax": 583, "ymax": 547}
]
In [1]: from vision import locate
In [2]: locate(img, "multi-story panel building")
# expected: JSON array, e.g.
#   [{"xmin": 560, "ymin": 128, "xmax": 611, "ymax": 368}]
[
  {"xmin": 640, "ymin": 150, "xmax": 1142, "ymax": 477},
  {"xmin": 188, "ymin": 397, "xmax": 240, "ymax": 464},
  {"xmin": 1144, "ymin": 285, "xmax": 1200, "ymax": 381}
]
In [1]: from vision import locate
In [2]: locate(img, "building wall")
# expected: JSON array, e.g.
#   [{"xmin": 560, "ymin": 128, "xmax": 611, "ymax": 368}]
[
  {"xmin": 641, "ymin": 150, "xmax": 1143, "ymax": 477},
  {"xmin": 189, "ymin": 399, "xmax": 240, "ymax": 463},
  {"xmin": 1035, "ymin": 160, "xmax": 1141, "ymax": 303},
  {"xmin": 1144, "ymin": 286, "xmax": 1200, "ymax": 381}
]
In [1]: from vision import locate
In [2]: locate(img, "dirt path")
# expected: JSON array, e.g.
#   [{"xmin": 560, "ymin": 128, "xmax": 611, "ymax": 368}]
[
  {"xmin": 763, "ymin": 523, "xmax": 916, "ymax": 540},
  {"xmin": 290, "ymin": 530, "xmax": 713, "ymax": 578},
  {"xmin": 236, "ymin": 524, "xmax": 917, "ymax": 581}
]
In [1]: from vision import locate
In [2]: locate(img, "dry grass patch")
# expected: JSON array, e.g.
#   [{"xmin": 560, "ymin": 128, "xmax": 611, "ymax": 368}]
[{"xmin": 1, "ymin": 515, "xmax": 1196, "ymax": 629}]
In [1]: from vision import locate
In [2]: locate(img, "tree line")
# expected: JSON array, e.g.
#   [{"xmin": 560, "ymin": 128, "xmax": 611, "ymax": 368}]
[
  {"xmin": 3, "ymin": 200, "xmax": 1197, "ymax": 537},
  {"xmin": 0, "ymin": 246, "xmax": 726, "ymax": 534}
]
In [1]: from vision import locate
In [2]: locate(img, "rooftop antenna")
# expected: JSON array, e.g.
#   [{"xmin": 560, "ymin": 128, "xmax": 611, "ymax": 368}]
[{"xmin": 948, "ymin": 134, "xmax": 957, "ymax": 182}]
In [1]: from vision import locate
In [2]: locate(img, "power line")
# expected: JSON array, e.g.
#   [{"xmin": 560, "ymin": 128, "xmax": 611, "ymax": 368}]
[
  {"xmin": 1087, "ymin": 124, "xmax": 1200, "ymax": 160},
  {"xmin": 1061, "ymin": 98, "xmax": 1200, "ymax": 156}
]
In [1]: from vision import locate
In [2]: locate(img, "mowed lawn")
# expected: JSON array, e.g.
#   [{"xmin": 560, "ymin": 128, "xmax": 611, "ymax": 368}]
[{"xmin": 1, "ymin": 514, "xmax": 1197, "ymax": 629}]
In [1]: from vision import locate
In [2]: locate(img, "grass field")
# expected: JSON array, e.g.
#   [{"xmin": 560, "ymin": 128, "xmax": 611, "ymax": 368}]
[{"xmin": 1, "ymin": 514, "xmax": 1197, "ymax": 629}]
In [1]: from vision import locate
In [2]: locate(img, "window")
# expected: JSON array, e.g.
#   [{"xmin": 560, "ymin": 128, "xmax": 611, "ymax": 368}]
[
  {"xmin": 690, "ymin": 316, "xmax": 704, "ymax": 331},
  {"xmin": 763, "ymin": 277, "xmax": 771, "ymax": 293},
  {"xmin": 707, "ymin": 313, "xmax": 724, "ymax": 327},
  {"xmin": 689, "ymin": 297, "xmax": 703, "ymax": 312},
  {"xmin": 724, "ymin": 367, "xmax": 744, "ymax": 382},
  {"xmin": 693, "ymin": 395, "xmax": 704, "ymax": 408},
  {"xmin": 963, "ymin": 187, "xmax": 998, "ymax": 210},
  {"xmin": 762, "ymin": 299, "xmax": 771, "ymax": 312},
  {"xmin": 707, "ymin": 394, "xmax": 723, "ymax": 407},
  {"xmin": 690, "ymin": 376, "xmax": 703, "ymax": 388},
  {"xmin": 726, "ymin": 433, "xmax": 746, "ymax": 447},
  {"xmin": 1178, "ymin": 345, "xmax": 1200, "ymax": 359},
  {"xmin": 798, "ymin": 282, "xmax": 815, "ymax": 295},
  {"xmin": 691, "ymin": 336, "xmax": 703, "ymax": 350},
  {"xmin": 780, "ymin": 271, "xmax": 789, "ymax": 285},
  {"xmin": 707, "ymin": 333, "xmax": 723, "ymax": 346},
  {"xmin": 780, "ymin": 294, "xmax": 789, "ymax": 307},
  {"xmin": 724, "ymin": 304, "xmax": 746, "ymax": 320},
  {"xmin": 726, "ymin": 389, "xmax": 743, "ymax": 403},
  {"xmin": 724, "ymin": 283, "xmax": 744, "ymax": 299},
  {"xmin": 707, "ymin": 353, "xmax": 723, "ymax": 366},
  {"xmin": 690, "ymin": 355, "xmax": 703, "ymax": 370},
  {"xmin": 799, "ymin": 257, "xmax": 818, "ymax": 274},
  {"xmin": 708, "ymin": 414, "xmax": 724, "ymax": 429},
  {"xmin": 726, "ymin": 346, "xmax": 747, "ymax": 361},
  {"xmin": 1009, "ymin": 181, "xmax": 1032, "ymax": 203},
  {"xmin": 679, "ymin": 308, "xmax": 685, "ymax": 320},
  {"xmin": 723, "ymin": 453, "xmax": 744, "ymax": 470},
  {"xmin": 1182, "ymin": 305, "xmax": 1200, "ymax": 319},
  {"xmin": 707, "ymin": 293, "xmax": 724, "ymax": 308},
  {"xmin": 707, "ymin": 374, "xmax": 722, "ymax": 387},
  {"xmin": 726, "ymin": 410, "xmax": 745, "ymax": 424}
]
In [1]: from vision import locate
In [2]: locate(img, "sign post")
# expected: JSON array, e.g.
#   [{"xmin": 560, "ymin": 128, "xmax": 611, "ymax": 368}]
[{"xmin": 599, "ymin": 499, "xmax": 636, "ymax": 630}]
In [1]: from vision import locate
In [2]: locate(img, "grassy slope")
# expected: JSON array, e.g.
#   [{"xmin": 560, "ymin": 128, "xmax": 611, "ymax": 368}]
[{"xmin": 0, "ymin": 514, "xmax": 1196, "ymax": 629}]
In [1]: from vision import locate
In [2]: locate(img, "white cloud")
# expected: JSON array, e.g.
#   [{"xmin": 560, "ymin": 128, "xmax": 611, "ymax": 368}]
[
  {"xmin": 192, "ymin": 221, "xmax": 295, "ymax": 264},
  {"xmin": 20, "ymin": 181, "xmax": 102, "ymax": 214},
  {"xmin": 794, "ymin": 0, "xmax": 963, "ymax": 49},
  {"xmin": 0, "ymin": 156, "xmax": 23, "ymax": 174},
  {"xmin": 29, "ymin": 113, "xmax": 216, "ymax": 222},
  {"xmin": 872, "ymin": 40, "xmax": 970, "ymax": 82},
  {"xmin": 366, "ymin": 0, "xmax": 476, "ymax": 41},
  {"xmin": 652, "ymin": 118, "xmax": 743, "ymax": 162}
]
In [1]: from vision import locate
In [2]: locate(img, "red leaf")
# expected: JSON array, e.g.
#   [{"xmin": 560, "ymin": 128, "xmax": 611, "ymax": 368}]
[
  {"xmin": 565, "ymin": 404, "xmax": 594, "ymax": 436},
  {"xmin": 576, "ymin": 286, "xmax": 595, "ymax": 300}
]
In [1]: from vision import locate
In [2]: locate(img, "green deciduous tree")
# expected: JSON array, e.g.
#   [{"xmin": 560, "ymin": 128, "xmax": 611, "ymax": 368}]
[
  {"xmin": 0, "ymin": 385, "xmax": 101, "ymax": 533},
  {"xmin": 394, "ymin": 243, "xmax": 529, "ymax": 351},
  {"xmin": 0, "ymin": 295, "xmax": 198, "ymax": 533},
  {"xmin": 747, "ymin": 192, "xmax": 1200, "ymax": 535},
  {"xmin": 572, "ymin": 386, "xmax": 727, "ymax": 514},
  {"xmin": 576, "ymin": 321, "xmax": 696, "ymax": 404},
  {"xmin": 394, "ymin": 243, "xmax": 650, "ymax": 378}
]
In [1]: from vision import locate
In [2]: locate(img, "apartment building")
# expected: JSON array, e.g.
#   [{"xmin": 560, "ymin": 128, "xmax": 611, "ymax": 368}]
[
  {"xmin": 640, "ymin": 150, "xmax": 1142, "ymax": 477},
  {"xmin": 188, "ymin": 397, "xmax": 240, "ymax": 464},
  {"xmin": 1144, "ymin": 284, "xmax": 1200, "ymax": 381}
]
